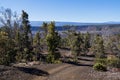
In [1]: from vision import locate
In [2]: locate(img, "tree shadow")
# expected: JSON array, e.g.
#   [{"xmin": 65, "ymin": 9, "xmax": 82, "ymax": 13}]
[
  {"xmin": 14, "ymin": 66, "xmax": 49, "ymax": 76},
  {"xmin": 59, "ymin": 47, "xmax": 70, "ymax": 51},
  {"xmin": 81, "ymin": 54, "xmax": 95, "ymax": 57},
  {"xmin": 0, "ymin": 65, "xmax": 14, "ymax": 72},
  {"xmin": 0, "ymin": 69, "xmax": 8, "ymax": 72}
]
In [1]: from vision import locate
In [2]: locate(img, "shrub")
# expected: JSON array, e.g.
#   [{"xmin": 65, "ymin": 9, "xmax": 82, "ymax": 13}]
[
  {"xmin": 46, "ymin": 54, "xmax": 55, "ymax": 63},
  {"xmin": 93, "ymin": 63, "xmax": 107, "ymax": 71},
  {"xmin": 0, "ymin": 57, "xmax": 10, "ymax": 65},
  {"xmin": 46, "ymin": 53, "xmax": 62, "ymax": 64}
]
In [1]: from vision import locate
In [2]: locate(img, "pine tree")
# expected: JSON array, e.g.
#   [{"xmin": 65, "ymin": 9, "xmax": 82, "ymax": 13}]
[
  {"xmin": 15, "ymin": 30, "xmax": 23, "ymax": 62},
  {"xmin": 42, "ymin": 22, "xmax": 48, "ymax": 38},
  {"xmin": 34, "ymin": 32, "xmax": 40, "ymax": 46},
  {"xmin": 0, "ymin": 31, "xmax": 15, "ymax": 65},
  {"xmin": 93, "ymin": 34, "xmax": 105, "ymax": 58},
  {"xmin": 46, "ymin": 22, "xmax": 61, "ymax": 63},
  {"xmin": 15, "ymin": 30, "xmax": 21, "ymax": 48},
  {"xmin": 21, "ymin": 10, "xmax": 32, "ymax": 61},
  {"xmin": 22, "ymin": 10, "xmax": 31, "ymax": 48},
  {"xmin": 83, "ymin": 32, "xmax": 91, "ymax": 55},
  {"xmin": 33, "ymin": 31, "xmax": 41, "ymax": 61},
  {"xmin": 71, "ymin": 32, "xmax": 82, "ymax": 62}
]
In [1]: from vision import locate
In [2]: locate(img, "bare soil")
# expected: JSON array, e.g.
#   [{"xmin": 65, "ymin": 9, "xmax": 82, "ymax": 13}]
[{"xmin": 1, "ymin": 55, "xmax": 120, "ymax": 80}]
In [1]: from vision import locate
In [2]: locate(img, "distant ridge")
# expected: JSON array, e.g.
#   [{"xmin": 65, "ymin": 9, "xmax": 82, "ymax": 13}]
[
  {"xmin": 103, "ymin": 21, "xmax": 120, "ymax": 24},
  {"xmin": 30, "ymin": 21, "xmax": 120, "ymax": 26}
]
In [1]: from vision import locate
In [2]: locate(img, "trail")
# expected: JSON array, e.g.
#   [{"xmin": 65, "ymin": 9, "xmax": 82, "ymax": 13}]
[{"xmin": 33, "ymin": 56, "xmax": 94, "ymax": 80}]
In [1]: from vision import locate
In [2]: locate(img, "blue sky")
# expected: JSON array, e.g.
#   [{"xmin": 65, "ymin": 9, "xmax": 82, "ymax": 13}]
[{"xmin": 0, "ymin": 0, "xmax": 120, "ymax": 22}]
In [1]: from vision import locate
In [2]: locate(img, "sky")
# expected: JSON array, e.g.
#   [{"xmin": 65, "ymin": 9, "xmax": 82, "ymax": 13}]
[{"xmin": 0, "ymin": 0, "xmax": 120, "ymax": 22}]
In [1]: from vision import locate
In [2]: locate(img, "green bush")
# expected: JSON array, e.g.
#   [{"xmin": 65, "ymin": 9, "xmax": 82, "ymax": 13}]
[
  {"xmin": 93, "ymin": 63, "xmax": 107, "ymax": 71},
  {"xmin": 46, "ymin": 54, "xmax": 55, "ymax": 63},
  {"xmin": 46, "ymin": 53, "xmax": 62, "ymax": 64},
  {"xmin": 0, "ymin": 57, "xmax": 10, "ymax": 65}
]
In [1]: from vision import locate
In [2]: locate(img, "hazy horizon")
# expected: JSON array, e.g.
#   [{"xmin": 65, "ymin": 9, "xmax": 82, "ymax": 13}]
[{"xmin": 30, "ymin": 20, "xmax": 120, "ymax": 23}]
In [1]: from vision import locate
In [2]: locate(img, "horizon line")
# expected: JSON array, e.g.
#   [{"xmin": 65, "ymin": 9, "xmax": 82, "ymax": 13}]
[{"xmin": 30, "ymin": 20, "xmax": 120, "ymax": 23}]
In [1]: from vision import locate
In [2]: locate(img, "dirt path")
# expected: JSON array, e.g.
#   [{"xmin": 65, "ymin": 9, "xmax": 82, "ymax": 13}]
[
  {"xmin": 33, "ymin": 56, "xmax": 120, "ymax": 80},
  {"xmin": 33, "ymin": 56, "xmax": 95, "ymax": 80},
  {"xmin": 1, "ymin": 56, "xmax": 120, "ymax": 80},
  {"xmin": 46, "ymin": 56, "xmax": 94, "ymax": 80}
]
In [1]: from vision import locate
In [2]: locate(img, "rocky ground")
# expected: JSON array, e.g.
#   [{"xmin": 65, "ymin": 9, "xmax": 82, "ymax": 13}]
[{"xmin": 0, "ymin": 56, "xmax": 120, "ymax": 80}]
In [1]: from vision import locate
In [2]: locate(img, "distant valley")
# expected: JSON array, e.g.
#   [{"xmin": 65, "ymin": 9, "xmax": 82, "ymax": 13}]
[{"xmin": 30, "ymin": 21, "xmax": 120, "ymax": 33}]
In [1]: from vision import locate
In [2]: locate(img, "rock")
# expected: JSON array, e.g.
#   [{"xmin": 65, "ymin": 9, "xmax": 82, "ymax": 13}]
[{"xmin": 27, "ymin": 61, "xmax": 40, "ymax": 66}]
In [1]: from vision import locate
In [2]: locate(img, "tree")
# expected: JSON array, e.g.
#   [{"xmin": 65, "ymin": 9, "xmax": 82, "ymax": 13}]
[
  {"xmin": 59, "ymin": 37, "xmax": 69, "ymax": 48},
  {"xmin": 92, "ymin": 34, "xmax": 107, "ymax": 71},
  {"xmin": 83, "ymin": 32, "xmax": 91, "ymax": 55},
  {"xmin": 41, "ymin": 22, "xmax": 48, "ymax": 47},
  {"xmin": 46, "ymin": 22, "xmax": 61, "ymax": 63},
  {"xmin": 21, "ymin": 10, "xmax": 32, "ymax": 61},
  {"xmin": 105, "ymin": 35, "xmax": 120, "ymax": 57},
  {"xmin": 14, "ymin": 29, "xmax": 23, "ymax": 62},
  {"xmin": 33, "ymin": 31, "xmax": 41, "ymax": 61},
  {"xmin": 70, "ymin": 32, "xmax": 82, "ymax": 62},
  {"xmin": 22, "ymin": 10, "xmax": 31, "ymax": 47},
  {"xmin": 42, "ymin": 22, "xmax": 48, "ymax": 38},
  {"xmin": 0, "ymin": 8, "xmax": 20, "ymax": 64},
  {"xmin": 92, "ymin": 34, "xmax": 105, "ymax": 58},
  {"xmin": 0, "ymin": 31, "xmax": 15, "ymax": 65},
  {"xmin": 0, "ymin": 7, "xmax": 20, "ymax": 39},
  {"xmin": 15, "ymin": 30, "xmax": 21, "ymax": 48},
  {"xmin": 66, "ymin": 30, "xmax": 76, "ymax": 48}
]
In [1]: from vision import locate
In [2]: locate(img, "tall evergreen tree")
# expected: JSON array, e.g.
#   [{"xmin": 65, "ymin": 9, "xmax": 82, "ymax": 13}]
[
  {"xmin": 21, "ymin": 10, "xmax": 32, "ymax": 61},
  {"xmin": 0, "ymin": 31, "xmax": 15, "ymax": 65},
  {"xmin": 46, "ymin": 22, "xmax": 61, "ymax": 63},
  {"xmin": 70, "ymin": 32, "xmax": 82, "ymax": 62},
  {"xmin": 83, "ymin": 32, "xmax": 91, "ymax": 55},
  {"xmin": 33, "ymin": 32, "xmax": 40, "ymax": 46},
  {"xmin": 15, "ymin": 30, "xmax": 23, "ymax": 62},
  {"xmin": 22, "ymin": 10, "xmax": 31, "ymax": 48},
  {"xmin": 15, "ymin": 30, "xmax": 21, "ymax": 48},
  {"xmin": 33, "ymin": 31, "xmax": 41, "ymax": 61},
  {"xmin": 42, "ymin": 22, "xmax": 48, "ymax": 38},
  {"xmin": 92, "ymin": 34, "xmax": 105, "ymax": 58}
]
